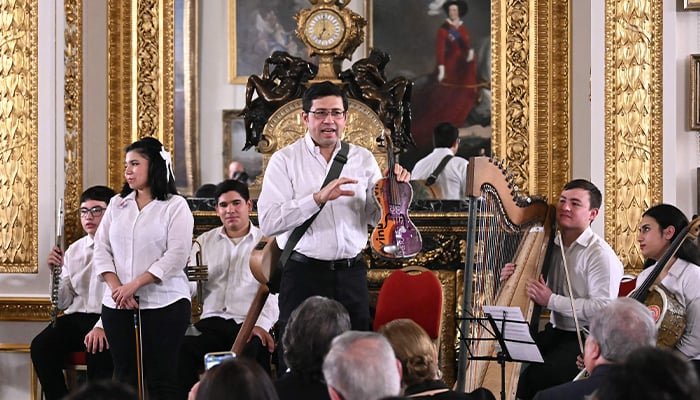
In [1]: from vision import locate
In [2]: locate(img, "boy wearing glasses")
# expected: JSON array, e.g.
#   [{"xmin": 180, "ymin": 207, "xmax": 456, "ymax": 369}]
[
  {"xmin": 257, "ymin": 81, "xmax": 411, "ymax": 374},
  {"xmin": 31, "ymin": 185, "xmax": 116, "ymax": 400}
]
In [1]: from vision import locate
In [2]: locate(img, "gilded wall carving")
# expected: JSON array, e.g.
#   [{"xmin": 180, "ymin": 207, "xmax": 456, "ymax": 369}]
[
  {"xmin": 0, "ymin": 0, "xmax": 38, "ymax": 273},
  {"xmin": 107, "ymin": 0, "xmax": 174, "ymax": 190},
  {"xmin": 491, "ymin": 0, "xmax": 571, "ymax": 202},
  {"xmin": 64, "ymin": 0, "xmax": 83, "ymax": 244},
  {"xmin": 0, "ymin": 297, "xmax": 50, "ymax": 321},
  {"xmin": 605, "ymin": 0, "xmax": 663, "ymax": 273}
]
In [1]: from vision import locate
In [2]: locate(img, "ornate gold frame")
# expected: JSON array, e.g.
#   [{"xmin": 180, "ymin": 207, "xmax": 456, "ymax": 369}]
[
  {"xmin": 604, "ymin": 0, "xmax": 663, "ymax": 272},
  {"xmin": 177, "ymin": 0, "xmax": 200, "ymax": 195},
  {"xmin": 64, "ymin": 0, "xmax": 84, "ymax": 245},
  {"xmin": 106, "ymin": 0, "xmax": 175, "ymax": 191},
  {"xmin": 685, "ymin": 0, "xmax": 700, "ymax": 10},
  {"xmin": 0, "ymin": 0, "xmax": 39, "ymax": 273},
  {"xmin": 691, "ymin": 54, "xmax": 700, "ymax": 131}
]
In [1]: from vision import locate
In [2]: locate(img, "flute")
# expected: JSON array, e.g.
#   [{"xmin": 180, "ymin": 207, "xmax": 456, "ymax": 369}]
[{"xmin": 49, "ymin": 198, "xmax": 65, "ymax": 327}]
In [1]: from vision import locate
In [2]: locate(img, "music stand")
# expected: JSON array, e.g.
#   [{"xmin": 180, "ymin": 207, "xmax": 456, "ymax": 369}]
[{"xmin": 458, "ymin": 307, "xmax": 542, "ymax": 400}]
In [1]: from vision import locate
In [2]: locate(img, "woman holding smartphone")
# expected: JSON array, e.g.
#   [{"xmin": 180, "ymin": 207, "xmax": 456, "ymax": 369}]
[{"xmin": 94, "ymin": 136, "xmax": 194, "ymax": 399}]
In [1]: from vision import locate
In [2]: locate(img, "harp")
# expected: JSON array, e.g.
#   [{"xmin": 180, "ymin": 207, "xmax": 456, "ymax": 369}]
[{"xmin": 456, "ymin": 157, "xmax": 555, "ymax": 399}]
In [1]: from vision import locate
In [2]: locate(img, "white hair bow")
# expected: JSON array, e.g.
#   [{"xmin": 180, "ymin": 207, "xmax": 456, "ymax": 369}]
[{"xmin": 160, "ymin": 146, "xmax": 174, "ymax": 183}]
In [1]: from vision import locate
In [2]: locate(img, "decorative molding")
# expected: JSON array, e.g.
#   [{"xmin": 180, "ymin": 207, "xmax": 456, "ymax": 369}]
[
  {"xmin": 107, "ymin": 0, "xmax": 133, "ymax": 190},
  {"xmin": 107, "ymin": 0, "xmax": 174, "ymax": 190},
  {"xmin": 0, "ymin": 298, "xmax": 50, "ymax": 321},
  {"xmin": 64, "ymin": 0, "xmax": 83, "ymax": 244},
  {"xmin": 604, "ymin": 0, "xmax": 663, "ymax": 272},
  {"xmin": 0, "ymin": 0, "xmax": 39, "ymax": 273},
  {"xmin": 491, "ymin": 0, "xmax": 571, "ymax": 203}
]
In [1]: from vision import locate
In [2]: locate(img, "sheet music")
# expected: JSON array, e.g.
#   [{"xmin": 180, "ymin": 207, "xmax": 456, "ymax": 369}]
[{"xmin": 482, "ymin": 305, "xmax": 544, "ymax": 363}]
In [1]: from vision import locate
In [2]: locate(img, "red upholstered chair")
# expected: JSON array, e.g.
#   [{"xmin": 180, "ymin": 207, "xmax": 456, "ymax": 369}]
[
  {"xmin": 63, "ymin": 351, "xmax": 87, "ymax": 390},
  {"xmin": 619, "ymin": 274, "xmax": 637, "ymax": 297},
  {"xmin": 373, "ymin": 266, "xmax": 443, "ymax": 341}
]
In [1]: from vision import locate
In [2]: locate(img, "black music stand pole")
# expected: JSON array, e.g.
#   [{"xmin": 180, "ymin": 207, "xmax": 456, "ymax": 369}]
[
  {"xmin": 485, "ymin": 311, "xmax": 511, "ymax": 400},
  {"xmin": 459, "ymin": 310, "xmax": 540, "ymax": 400}
]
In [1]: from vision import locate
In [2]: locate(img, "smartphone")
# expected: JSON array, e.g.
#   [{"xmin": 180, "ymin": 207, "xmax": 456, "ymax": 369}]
[{"xmin": 203, "ymin": 351, "xmax": 235, "ymax": 370}]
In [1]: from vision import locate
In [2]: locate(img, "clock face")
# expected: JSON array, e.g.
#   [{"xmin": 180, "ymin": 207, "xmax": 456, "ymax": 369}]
[{"xmin": 305, "ymin": 10, "xmax": 346, "ymax": 50}]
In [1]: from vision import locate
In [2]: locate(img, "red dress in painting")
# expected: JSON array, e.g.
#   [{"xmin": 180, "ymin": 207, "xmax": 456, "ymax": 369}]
[{"xmin": 411, "ymin": 20, "xmax": 478, "ymax": 148}]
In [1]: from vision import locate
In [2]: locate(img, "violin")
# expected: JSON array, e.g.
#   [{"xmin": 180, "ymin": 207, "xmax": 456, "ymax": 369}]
[{"xmin": 371, "ymin": 130, "xmax": 422, "ymax": 259}]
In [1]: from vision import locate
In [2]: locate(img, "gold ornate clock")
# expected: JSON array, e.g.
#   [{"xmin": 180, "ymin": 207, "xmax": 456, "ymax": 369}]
[
  {"xmin": 305, "ymin": 9, "xmax": 346, "ymax": 51},
  {"xmin": 296, "ymin": 0, "xmax": 366, "ymax": 82}
]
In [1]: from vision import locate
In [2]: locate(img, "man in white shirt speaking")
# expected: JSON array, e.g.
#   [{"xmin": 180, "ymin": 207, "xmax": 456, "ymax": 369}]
[
  {"xmin": 257, "ymin": 81, "xmax": 411, "ymax": 374},
  {"xmin": 177, "ymin": 179, "xmax": 278, "ymax": 399}
]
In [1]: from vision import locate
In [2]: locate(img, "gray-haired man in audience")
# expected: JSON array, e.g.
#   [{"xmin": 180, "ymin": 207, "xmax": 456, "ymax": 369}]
[
  {"xmin": 323, "ymin": 331, "xmax": 402, "ymax": 400},
  {"xmin": 533, "ymin": 297, "xmax": 657, "ymax": 400}
]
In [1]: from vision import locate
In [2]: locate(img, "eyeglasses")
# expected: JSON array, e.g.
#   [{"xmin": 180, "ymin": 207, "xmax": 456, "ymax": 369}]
[
  {"xmin": 306, "ymin": 109, "xmax": 346, "ymax": 120},
  {"xmin": 79, "ymin": 206, "xmax": 106, "ymax": 218}
]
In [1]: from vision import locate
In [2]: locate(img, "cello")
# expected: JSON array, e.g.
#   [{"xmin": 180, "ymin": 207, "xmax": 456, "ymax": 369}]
[
  {"xmin": 629, "ymin": 216, "xmax": 700, "ymax": 349},
  {"xmin": 371, "ymin": 130, "xmax": 422, "ymax": 259}
]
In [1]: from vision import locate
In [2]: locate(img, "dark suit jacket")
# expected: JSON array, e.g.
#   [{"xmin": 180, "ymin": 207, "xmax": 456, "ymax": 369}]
[
  {"xmin": 532, "ymin": 364, "xmax": 614, "ymax": 400},
  {"xmin": 404, "ymin": 380, "xmax": 496, "ymax": 400},
  {"xmin": 274, "ymin": 371, "xmax": 330, "ymax": 400}
]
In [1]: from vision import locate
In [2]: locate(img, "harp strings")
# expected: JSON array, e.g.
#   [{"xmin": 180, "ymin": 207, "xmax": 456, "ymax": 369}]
[{"xmin": 466, "ymin": 186, "xmax": 524, "ymax": 391}]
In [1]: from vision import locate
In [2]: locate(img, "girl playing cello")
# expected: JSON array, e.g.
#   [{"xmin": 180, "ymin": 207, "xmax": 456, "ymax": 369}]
[{"xmin": 635, "ymin": 204, "xmax": 700, "ymax": 379}]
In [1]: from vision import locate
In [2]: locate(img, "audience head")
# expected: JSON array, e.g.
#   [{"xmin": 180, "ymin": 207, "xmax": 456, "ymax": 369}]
[
  {"xmin": 195, "ymin": 358, "xmax": 279, "ymax": 400},
  {"xmin": 79, "ymin": 185, "xmax": 116, "ymax": 237},
  {"xmin": 433, "ymin": 122, "xmax": 459, "ymax": 149},
  {"xmin": 282, "ymin": 296, "xmax": 351, "ymax": 381},
  {"xmin": 121, "ymin": 136, "xmax": 177, "ymax": 199},
  {"xmin": 323, "ymin": 331, "xmax": 401, "ymax": 400},
  {"xmin": 584, "ymin": 297, "xmax": 656, "ymax": 372},
  {"xmin": 592, "ymin": 347, "xmax": 700, "ymax": 400},
  {"xmin": 379, "ymin": 318, "xmax": 439, "ymax": 388},
  {"xmin": 64, "ymin": 380, "xmax": 138, "ymax": 400}
]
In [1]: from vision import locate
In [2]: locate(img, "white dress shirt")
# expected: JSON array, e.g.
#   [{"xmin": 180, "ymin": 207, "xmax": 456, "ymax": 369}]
[
  {"xmin": 57, "ymin": 234, "xmax": 106, "ymax": 328},
  {"xmin": 191, "ymin": 224, "xmax": 279, "ymax": 331},
  {"xmin": 547, "ymin": 227, "xmax": 624, "ymax": 330},
  {"xmin": 257, "ymin": 134, "xmax": 382, "ymax": 260},
  {"xmin": 411, "ymin": 147, "xmax": 468, "ymax": 200},
  {"xmin": 93, "ymin": 192, "xmax": 194, "ymax": 310},
  {"xmin": 636, "ymin": 258, "xmax": 700, "ymax": 360}
]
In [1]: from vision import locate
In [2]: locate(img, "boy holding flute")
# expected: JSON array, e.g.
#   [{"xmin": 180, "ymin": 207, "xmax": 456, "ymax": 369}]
[{"xmin": 31, "ymin": 185, "xmax": 115, "ymax": 400}]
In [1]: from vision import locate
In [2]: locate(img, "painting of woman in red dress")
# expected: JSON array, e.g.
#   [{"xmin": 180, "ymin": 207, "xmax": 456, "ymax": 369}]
[{"xmin": 411, "ymin": 0, "xmax": 479, "ymax": 149}]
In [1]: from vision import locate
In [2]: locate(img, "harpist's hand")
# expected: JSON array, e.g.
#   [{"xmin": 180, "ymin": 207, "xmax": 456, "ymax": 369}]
[{"xmin": 500, "ymin": 263, "xmax": 516, "ymax": 282}]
